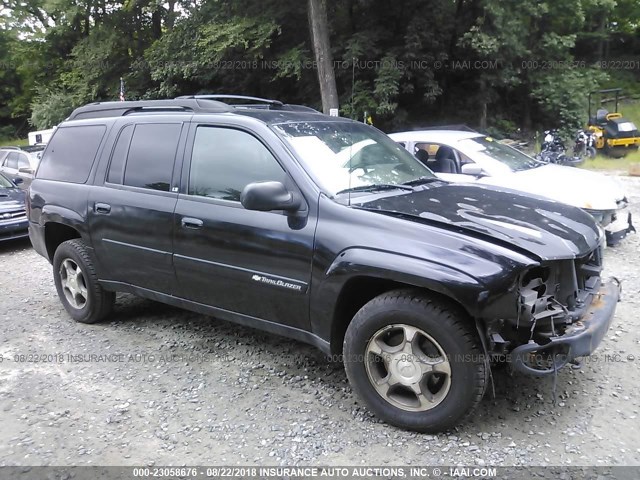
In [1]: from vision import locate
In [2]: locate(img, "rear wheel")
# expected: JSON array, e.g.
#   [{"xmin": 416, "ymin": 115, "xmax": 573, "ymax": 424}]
[
  {"xmin": 343, "ymin": 289, "xmax": 486, "ymax": 432},
  {"xmin": 604, "ymin": 144, "xmax": 631, "ymax": 158},
  {"xmin": 53, "ymin": 239, "xmax": 115, "ymax": 324}
]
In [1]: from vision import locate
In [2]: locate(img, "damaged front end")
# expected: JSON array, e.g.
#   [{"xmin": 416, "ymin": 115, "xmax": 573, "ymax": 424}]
[{"xmin": 490, "ymin": 243, "xmax": 620, "ymax": 376}]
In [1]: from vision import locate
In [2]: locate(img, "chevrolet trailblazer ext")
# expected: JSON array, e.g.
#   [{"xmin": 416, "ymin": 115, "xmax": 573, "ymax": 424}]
[{"xmin": 28, "ymin": 96, "xmax": 619, "ymax": 432}]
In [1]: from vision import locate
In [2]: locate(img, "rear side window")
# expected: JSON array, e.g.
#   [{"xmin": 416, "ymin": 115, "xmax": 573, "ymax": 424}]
[
  {"xmin": 122, "ymin": 123, "xmax": 182, "ymax": 192},
  {"xmin": 37, "ymin": 125, "xmax": 107, "ymax": 183}
]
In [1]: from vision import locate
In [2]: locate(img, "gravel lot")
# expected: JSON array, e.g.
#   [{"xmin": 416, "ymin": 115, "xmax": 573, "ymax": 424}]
[{"xmin": 1, "ymin": 175, "xmax": 640, "ymax": 468}]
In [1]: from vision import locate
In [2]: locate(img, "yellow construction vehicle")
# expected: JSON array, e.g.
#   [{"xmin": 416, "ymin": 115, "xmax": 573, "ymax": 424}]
[{"xmin": 587, "ymin": 88, "xmax": 640, "ymax": 158}]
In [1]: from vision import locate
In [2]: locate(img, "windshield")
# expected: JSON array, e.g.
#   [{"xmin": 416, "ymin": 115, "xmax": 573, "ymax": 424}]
[
  {"xmin": 274, "ymin": 121, "xmax": 435, "ymax": 196},
  {"xmin": 0, "ymin": 173, "xmax": 15, "ymax": 188},
  {"xmin": 458, "ymin": 136, "xmax": 542, "ymax": 172}
]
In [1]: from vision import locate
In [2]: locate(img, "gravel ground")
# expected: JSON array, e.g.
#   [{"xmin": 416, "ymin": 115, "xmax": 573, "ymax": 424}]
[{"xmin": 1, "ymin": 175, "xmax": 640, "ymax": 468}]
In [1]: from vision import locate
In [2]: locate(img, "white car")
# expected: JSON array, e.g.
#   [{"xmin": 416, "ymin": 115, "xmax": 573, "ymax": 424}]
[
  {"xmin": 0, "ymin": 148, "xmax": 41, "ymax": 189},
  {"xmin": 390, "ymin": 130, "xmax": 634, "ymax": 246}
]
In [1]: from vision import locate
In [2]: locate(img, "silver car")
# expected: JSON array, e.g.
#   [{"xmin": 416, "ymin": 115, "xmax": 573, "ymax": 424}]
[{"xmin": 0, "ymin": 148, "xmax": 41, "ymax": 189}]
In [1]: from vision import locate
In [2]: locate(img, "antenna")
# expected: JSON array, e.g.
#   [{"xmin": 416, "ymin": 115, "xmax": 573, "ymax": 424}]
[{"xmin": 348, "ymin": 57, "xmax": 356, "ymax": 207}]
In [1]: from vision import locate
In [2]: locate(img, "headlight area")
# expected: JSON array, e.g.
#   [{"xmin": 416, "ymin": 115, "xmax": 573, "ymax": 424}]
[
  {"xmin": 489, "ymin": 248, "xmax": 613, "ymax": 376},
  {"xmin": 583, "ymin": 208, "xmax": 615, "ymax": 226},
  {"xmin": 584, "ymin": 203, "xmax": 635, "ymax": 246}
]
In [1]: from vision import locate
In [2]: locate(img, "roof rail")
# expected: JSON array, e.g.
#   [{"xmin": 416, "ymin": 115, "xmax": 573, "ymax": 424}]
[
  {"xmin": 66, "ymin": 95, "xmax": 321, "ymax": 121},
  {"xmin": 177, "ymin": 94, "xmax": 284, "ymax": 107},
  {"xmin": 67, "ymin": 98, "xmax": 232, "ymax": 121},
  {"xmin": 176, "ymin": 94, "xmax": 321, "ymax": 113}
]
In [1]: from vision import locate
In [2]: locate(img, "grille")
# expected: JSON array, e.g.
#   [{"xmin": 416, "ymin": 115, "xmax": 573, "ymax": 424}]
[{"xmin": 0, "ymin": 209, "xmax": 26, "ymax": 221}]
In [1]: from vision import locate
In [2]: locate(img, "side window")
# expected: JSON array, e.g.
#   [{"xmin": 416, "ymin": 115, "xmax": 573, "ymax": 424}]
[
  {"xmin": 107, "ymin": 125, "xmax": 134, "ymax": 184},
  {"xmin": 6, "ymin": 152, "xmax": 19, "ymax": 169},
  {"xmin": 415, "ymin": 142, "xmax": 440, "ymax": 157},
  {"xmin": 37, "ymin": 125, "xmax": 107, "ymax": 183},
  {"xmin": 123, "ymin": 123, "xmax": 182, "ymax": 192},
  {"xmin": 458, "ymin": 151, "xmax": 475, "ymax": 166},
  {"xmin": 189, "ymin": 127, "xmax": 287, "ymax": 202},
  {"xmin": 17, "ymin": 154, "xmax": 30, "ymax": 169}
]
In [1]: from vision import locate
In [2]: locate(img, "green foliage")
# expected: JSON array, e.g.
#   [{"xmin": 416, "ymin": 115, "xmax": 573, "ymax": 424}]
[
  {"xmin": 30, "ymin": 88, "xmax": 79, "ymax": 129},
  {"xmin": 530, "ymin": 68, "xmax": 609, "ymax": 135},
  {"xmin": 0, "ymin": 30, "xmax": 20, "ymax": 124},
  {"xmin": 0, "ymin": 0, "xmax": 639, "ymax": 135},
  {"xmin": 146, "ymin": 14, "xmax": 280, "ymax": 96}
]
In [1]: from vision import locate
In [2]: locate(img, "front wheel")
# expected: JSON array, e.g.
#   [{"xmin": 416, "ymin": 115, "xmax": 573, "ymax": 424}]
[
  {"xmin": 343, "ymin": 289, "xmax": 487, "ymax": 432},
  {"xmin": 53, "ymin": 239, "xmax": 115, "ymax": 324}
]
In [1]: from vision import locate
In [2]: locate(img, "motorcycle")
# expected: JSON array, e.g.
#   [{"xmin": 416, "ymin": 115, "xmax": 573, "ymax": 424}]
[
  {"xmin": 573, "ymin": 129, "xmax": 597, "ymax": 159},
  {"xmin": 536, "ymin": 129, "xmax": 584, "ymax": 167}
]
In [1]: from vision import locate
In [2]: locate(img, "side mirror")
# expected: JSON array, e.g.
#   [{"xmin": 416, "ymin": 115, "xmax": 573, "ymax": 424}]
[
  {"xmin": 12, "ymin": 177, "xmax": 24, "ymax": 186},
  {"xmin": 461, "ymin": 164, "xmax": 484, "ymax": 176},
  {"xmin": 18, "ymin": 167, "xmax": 33, "ymax": 175},
  {"xmin": 241, "ymin": 181, "xmax": 301, "ymax": 212}
]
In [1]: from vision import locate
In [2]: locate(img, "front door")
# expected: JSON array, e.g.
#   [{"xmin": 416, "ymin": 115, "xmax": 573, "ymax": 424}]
[{"xmin": 173, "ymin": 124, "xmax": 317, "ymax": 329}]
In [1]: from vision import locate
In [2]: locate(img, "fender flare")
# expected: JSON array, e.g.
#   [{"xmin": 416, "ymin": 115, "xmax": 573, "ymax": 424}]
[{"xmin": 40, "ymin": 205, "xmax": 90, "ymax": 244}]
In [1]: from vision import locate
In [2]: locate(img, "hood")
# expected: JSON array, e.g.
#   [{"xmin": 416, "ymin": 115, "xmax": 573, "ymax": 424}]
[
  {"xmin": 355, "ymin": 182, "xmax": 600, "ymax": 261},
  {"xmin": 0, "ymin": 188, "xmax": 26, "ymax": 212},
  {"xmin": 478, "ymin": 164, "xmax": 625, "ymax": 211}
]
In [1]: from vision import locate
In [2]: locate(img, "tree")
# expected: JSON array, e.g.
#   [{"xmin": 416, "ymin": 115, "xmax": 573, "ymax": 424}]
[
  {"xmin": 0, "ymin": 29, "xmax": 21, "ymax": 138},
  {"xmin": 307, "ymin": 0, "xmax": 338, "ymax": 114},
  {"xmin": 1, "ymin": 0, "xmax": 639, "ymax": 138}
]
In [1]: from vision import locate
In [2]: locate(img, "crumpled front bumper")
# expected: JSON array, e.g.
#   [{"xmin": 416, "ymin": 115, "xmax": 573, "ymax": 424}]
[{"xmin": 511, "ymin": 278, "xmax": 620, "ymax": 376}]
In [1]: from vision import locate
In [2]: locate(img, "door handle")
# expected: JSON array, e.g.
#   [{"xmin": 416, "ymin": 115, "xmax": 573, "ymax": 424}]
[
  {"xmin": 95, "ymin": 203, "xmax": 111, "ymax": 214},
  {"xmin": 181, "ymin": 217, "xmax": 204, "ymax": 229}
]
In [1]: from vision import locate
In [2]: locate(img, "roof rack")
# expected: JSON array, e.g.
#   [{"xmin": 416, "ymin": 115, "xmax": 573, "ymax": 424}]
[
  {"xmin": 176, "ymin": 94, "xmax": 320, "ymax": 113},
  {"xmin": 67, "ymin": 98, "xmax": 233, "ymax": 121},
  {"xmin": 67, "ymin": 95, "xmax": 321, "ymax": 121},
  {"xmin": 177, "ymin": 94, "xmax": 283, "ymax": 107}
]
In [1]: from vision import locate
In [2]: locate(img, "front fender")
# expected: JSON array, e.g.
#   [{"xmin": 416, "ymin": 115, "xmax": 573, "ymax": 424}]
[
  {"xmin": 329, "ymin": 247, "xmax": 485, "ymax": 305},
  {"xmin": 310, "ymin": 248, "xmax": 496, "ymax": 344}
]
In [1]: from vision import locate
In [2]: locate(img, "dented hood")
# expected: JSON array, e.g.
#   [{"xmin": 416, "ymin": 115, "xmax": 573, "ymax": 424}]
[{"xmin": 355, "ymin": 183, "xmax": 600, "ymax": 261}]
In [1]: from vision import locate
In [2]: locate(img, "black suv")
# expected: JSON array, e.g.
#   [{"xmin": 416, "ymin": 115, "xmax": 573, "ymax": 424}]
[{"xmin": 28, "ymin": 95, "xmax": 620, "ymax": 432}]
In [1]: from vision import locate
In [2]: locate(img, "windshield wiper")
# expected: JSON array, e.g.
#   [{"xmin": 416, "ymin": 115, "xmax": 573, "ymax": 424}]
[
  {"xmin": 401, "ymin": 176, "xmax": 441, "ymax": 186},
  {"xmin": 336, "ymin": 184, "xmax": 414, "ymax": 195}
]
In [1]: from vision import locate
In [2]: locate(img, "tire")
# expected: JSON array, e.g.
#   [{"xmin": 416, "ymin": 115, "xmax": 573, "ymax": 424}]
[
  {"xmin": 343, "ymin": 289, "xmax": 486, "ymax": 432},
  {"xmin": 604, "ymin": 144, "xmax": 630, "ymax": 158},
  {"xmin": 586, "ymin": 146, "xmax": 597, "ymax": 159},
  {"xmin": 52, "ymin": 239, "xmax": 115, "ymax": 324}
]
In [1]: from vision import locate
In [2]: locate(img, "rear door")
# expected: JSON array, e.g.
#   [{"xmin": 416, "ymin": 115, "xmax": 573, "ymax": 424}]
[
  {"xmin": 88, "ymin": 120, "xmax": 187, "ymax": 294},
  {"xmin": 15, "ymin": 152, "xmax": 35, "ymax": 188},
  {"xmin": 172, "ymin": 122, "xmax": 317, "ymax": 330}
]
